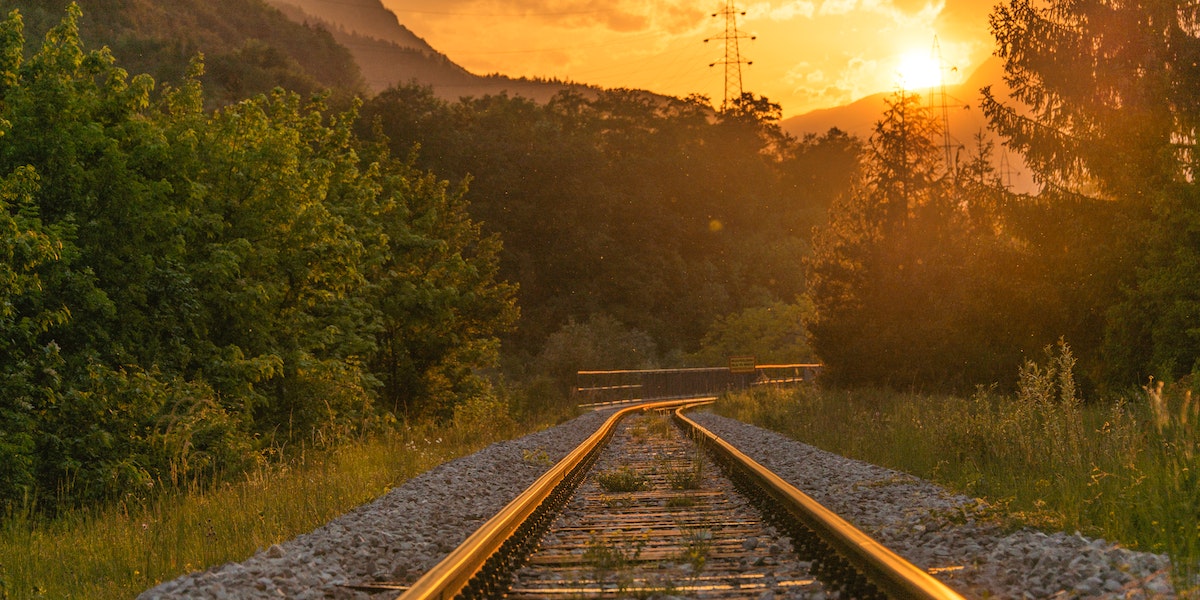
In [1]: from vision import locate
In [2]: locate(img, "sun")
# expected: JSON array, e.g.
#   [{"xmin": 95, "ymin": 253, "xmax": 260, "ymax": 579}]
[{"xmin": 896, "ymin": 49, "xmax": 943, "ymax": 90}]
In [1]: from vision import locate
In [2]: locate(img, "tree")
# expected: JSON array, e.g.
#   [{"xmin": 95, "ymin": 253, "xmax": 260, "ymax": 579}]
[
  {"xmin": 689, "ymin": 299, "xmax": 816, "ymax": 367},
  {"xmin": 983, "ymin": 0, "xmax": 1197, "ymax": 199},
  {"xmin": 0, "ymin": 6, "xmax": 256, "ymax": 507},
  {"xmin": 985, "ymin": 0, "xmax": 1200, "ymax": 384},
  {"xmin": 806, "ymin": 91, "xmax": 1005, "ymax": 388},
  {"xmin": 364, "ymin": 153, "xmax": 519, "ymax": 419},
  {"xmin": 0, "ymin": 5, "xmax": 521, "ymax": 507}
]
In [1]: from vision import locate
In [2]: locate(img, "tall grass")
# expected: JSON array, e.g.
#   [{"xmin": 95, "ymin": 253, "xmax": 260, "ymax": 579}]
[
  {"xmin": 0, "ymin": 395, "xmax": 574, "ymax": 599},
  {"xmin": 716, "ymin": 343, "xmax": 1199, "ymax": 592}
]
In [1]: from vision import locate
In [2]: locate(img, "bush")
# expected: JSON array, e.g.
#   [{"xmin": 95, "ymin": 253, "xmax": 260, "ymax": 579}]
[
  {"xmin": 534, "ymin": 314, "xmax": 658, "ymax": 391},
  {"xmin": 35, "ymin": 364, "xmax": 257, "ymax": 507}
]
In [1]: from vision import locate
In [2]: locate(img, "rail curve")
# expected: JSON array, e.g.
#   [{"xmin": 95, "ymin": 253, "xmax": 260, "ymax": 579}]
[{"xmin": 396, "ymin": 398, "xmax": 967, "ymax": 600}]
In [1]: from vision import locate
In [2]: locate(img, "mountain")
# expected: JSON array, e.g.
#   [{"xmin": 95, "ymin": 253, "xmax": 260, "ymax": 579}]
[
  {"xmin": 266, "ymin": 0, "xmax": 588, "ymax": 102},
  {"xmin": 1, "ymin": 0, "xmax": 364, "ymax": 106},
  {"xmin": 782, "ymin": 56, "xmax": 1004, "ymax": 140},
  {"xmin": 268, "ymin": 0, "xmax": 433, "ymax": 54},
  {"xmin": 782, "ymin": 57, "xmax": 1036, "ymax": 193}
]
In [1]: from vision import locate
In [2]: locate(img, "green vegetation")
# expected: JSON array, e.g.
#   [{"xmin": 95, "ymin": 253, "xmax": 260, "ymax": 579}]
[
  {"xmin": 359, "ymin": 86, "xmax": 856, "ymax": 368},
  {"xmin": 583, "ymin": 533, "xmax": 647, "ymax": 595},
  {"xmin": 665, "ymin": 453, "xmax": 704, "ymax": 491},
  {"xmin": 664, "ymin": 495, "xmax": 700, "ymax": 509},
  {"xmin": 0, "ymin": 403, "xmax": 548, "ymax": 599},
  {"xmin": 0, "ymin": 0, "xmax": 363, "ymax": 107},
  {"xmin": 716, "ymin": 343, "xmax": 1199, "ymax": 590},
  {"xmin": 678, "ymin": 528, "xmax": 712, "ymax": 573},
  {"xmin": 646, "ymin": 414, "xmax": 674, "ymax": 439},
  {"xmin": 3, "ymin": 0, "xmax": 1200, "ymax": 595},
  {"xmin": 803, "ymin": 0, "xmax": 1200, "ymax": 394},
  {"xmin": 0, "ymin": 5, "xmax": 515, "ymax": 511},
  {"xmin": 596, "ymin": 466, "xmax": 650, "ymax": 493}
]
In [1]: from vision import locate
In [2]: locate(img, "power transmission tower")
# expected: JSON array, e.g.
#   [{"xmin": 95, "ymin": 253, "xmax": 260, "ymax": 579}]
[
  {"xmin": 705, "ymin": 1, "xmax": 754, "ymax": 111},
  {"xmin": 998, "ymin": 150, "xmax": 1020, "ymax": 191},
  {"xmin": 931, "ymin": 36, "xmax": 957, "ymax": 176}
]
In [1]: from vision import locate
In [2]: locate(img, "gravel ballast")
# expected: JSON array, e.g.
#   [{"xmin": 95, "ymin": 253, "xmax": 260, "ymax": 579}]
[
  {"xmin": 139, "ymin": 410, "xmax": 610, "ymax": 599},
  {"xmin": 689, "ymin": 411, "xmax": 1177, "ymax": 599},
  {"xmin": 141, "ymin": 407, "xmax": 1178, "ymax": 599}
]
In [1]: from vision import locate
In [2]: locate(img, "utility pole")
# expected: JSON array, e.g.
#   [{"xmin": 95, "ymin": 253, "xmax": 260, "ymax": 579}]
[{"xmin": 705, "ymin": 1, "xmax": 754, "ymax": 111}]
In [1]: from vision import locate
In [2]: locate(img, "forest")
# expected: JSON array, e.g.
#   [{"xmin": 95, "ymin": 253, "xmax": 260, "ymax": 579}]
[{"xmin": 2, "ymin": 0, "xmax": 1200, "ymax": 517}]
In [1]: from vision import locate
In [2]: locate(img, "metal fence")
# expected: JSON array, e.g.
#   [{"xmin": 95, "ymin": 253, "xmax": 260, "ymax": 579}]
[{"xmin": 573, "ymin": 364, "xmax": 821, "ymax": 408}]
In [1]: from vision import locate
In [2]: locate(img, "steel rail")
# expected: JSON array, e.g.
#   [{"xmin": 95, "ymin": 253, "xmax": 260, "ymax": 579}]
[
  {"xmin": 673, "ymin": 407, "xmax": 967, "ymax": 600},
  {"xmin": 398, "ymin": 398, "xmax": 966, "ymax": 600},
  {"xmin": 397, "ymin": 397, "xmax": 716, "ymax": 600}
]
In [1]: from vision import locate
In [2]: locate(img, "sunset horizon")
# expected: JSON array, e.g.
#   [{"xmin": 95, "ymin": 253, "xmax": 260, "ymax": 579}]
[{"xmin": 380, "ymin": 0, "xmax": 991, "ymax": 118}]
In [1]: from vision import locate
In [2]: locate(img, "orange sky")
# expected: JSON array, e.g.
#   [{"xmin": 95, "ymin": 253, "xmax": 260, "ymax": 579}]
[{"xmin": 380, "ymin": 0, "xmax": 998, "ymax": 118}]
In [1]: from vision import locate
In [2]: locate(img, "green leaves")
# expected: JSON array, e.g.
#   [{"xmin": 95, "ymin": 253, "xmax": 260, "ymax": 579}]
[
  {"xmin": 0, "ymin": 5, "xmax": 518, "ymax": 508},
  {"xmin": 359, "ymin": 84, "xmax": 850, "ymax": 363}
]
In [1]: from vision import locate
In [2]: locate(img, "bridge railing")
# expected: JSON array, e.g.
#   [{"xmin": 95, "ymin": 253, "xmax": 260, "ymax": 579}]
[{"xmin": 573, "ymin": 363, "xmax": 821, "ymax": 408}]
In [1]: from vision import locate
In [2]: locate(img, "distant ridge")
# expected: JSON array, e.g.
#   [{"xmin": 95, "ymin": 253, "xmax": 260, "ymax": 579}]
[
  {"xmin": 266, "ymin": 0, "xmax": 590, "ymax": 102},
  {"xmin": 782, "ymin": 56, "xmax": 1003, "ymax": 141},
  {"xmin": 269, "ymin": 0, "xmax": 435, "ymax": 54}
]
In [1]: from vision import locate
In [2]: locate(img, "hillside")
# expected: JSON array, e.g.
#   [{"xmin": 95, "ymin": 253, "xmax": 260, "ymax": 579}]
[
  {"xmin": 267, "ymin": 0, "xmax": 587, "ymax": 102},
  {"xmin": 0, "ymin": 0, "xmax": 363, "ymax": 105},
  {"xmin": 269, "ymin": 0, "xmax": 433, "ymax": 53}
]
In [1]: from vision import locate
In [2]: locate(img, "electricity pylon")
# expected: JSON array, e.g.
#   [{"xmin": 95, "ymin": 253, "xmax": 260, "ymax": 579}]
[
  {"xmin": 931, "ymin": 36, "xmax": 957, "ymax": 176},
  {"xmin": 705, "ymin": 1, "xmax": 754, "ymax": 111}
]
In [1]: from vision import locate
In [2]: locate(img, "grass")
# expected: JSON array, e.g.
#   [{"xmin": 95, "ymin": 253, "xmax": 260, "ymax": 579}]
[
  {"xmin": 596, "ymin": 466, "xmax": 650, "ymax": 493},
  {"xmin": 647, "ymin": 414, "xmax": 674, "ymax": 439},
  {"xmin": 678, "ymin": 528, "xmax": 712, "ymax": 572},
  {"xmin": 714, "ymin": 344, "xmax": 1199, "ymax": 592},
  {"xmin": 0, "ymin": 400, "xmax": 575, "ymax": 599},
  {"xmin": 665, "ymin": 453, "xmax": 705, "ymax": 491},
  {"xmin": 665, "ymin": 495, "xmax": 701, "ymax": 509},
  {"xmin": 583, "ymin": 535, "xmax": 645, "ymax": 572}
]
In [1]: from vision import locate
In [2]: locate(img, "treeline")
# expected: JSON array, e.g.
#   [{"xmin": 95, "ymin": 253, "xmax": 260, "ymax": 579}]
[
  {"xmin": 805, "ymin": 94, "xmax": 1120, "ymax": 390},
  {"xmin": 806, "ymin": 0, "xmax": 1200, "ymax": 394},
  {"xmin": 357, "ymin": 86, "xmax": 859, "ymax": 369},
  {"xmin": 0, "ymin": 7, "xmax": 514, "ymax": 508}
]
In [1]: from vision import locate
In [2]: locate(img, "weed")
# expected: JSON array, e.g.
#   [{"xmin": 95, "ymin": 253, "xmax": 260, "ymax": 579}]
[
  {"xmin": 583, "ymin": 535, "xmax": 645, "ymax": 573},
  {"xmin": 596, "ymin": 466, "xmax": 649, "ymax": 493},
  {"xmin": 665, "ymin": 453, "xmax": 705, "ymax": 490},
  {"xmin": 665, "ymin": 495, "xmax": 700, "ymax": 509},
  {"xmin": 629, "ymin": 423, "xmax": 650, "ymax": 440},
  {"xmin": 647, "ymin": 415, "xmax": 674, "ymax": 438},
  {"xmin": 678, "ymin": 528, "xmax": 712, "ymax": 572},
  {"xmin": 601, "ymin": 495, "xmax": 635, "ymax": 509},
  {"xmin": 521, "ymin": 448, "xmax": 553, "ymax": 467},
  {"xmin": 714, "ymin": 343, "xmax": 1200, "ymax": 594}
]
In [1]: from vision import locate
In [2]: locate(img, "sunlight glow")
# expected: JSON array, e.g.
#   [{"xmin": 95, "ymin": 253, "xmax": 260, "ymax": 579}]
[{"xmin": 896, "ymin": 50, "xmax": 943, "ymax": 90}]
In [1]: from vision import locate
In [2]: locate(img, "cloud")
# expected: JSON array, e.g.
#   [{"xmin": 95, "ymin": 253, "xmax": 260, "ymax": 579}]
[
  {"xmin": 746, "ymin": 1, "xmax": 818, "ymax": 21},
  {"xmin": 886, "ymin": 0, "xmax": 941, "ymax": 17},
  {"xmin": 385, "ymin": 0, "xmax": 998, "ymax": 116},
  {"xmin": 819, "ymin": 0, "xmax": 859, "ymax": 16},
  {"xmin": 445, "ymin": 0, "xmax": 705, "ymax": 33}
]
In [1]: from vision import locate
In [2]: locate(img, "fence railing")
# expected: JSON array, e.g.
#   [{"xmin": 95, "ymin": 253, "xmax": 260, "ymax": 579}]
[{"xmin": 573, "ymin": 363, "xmax": 821, "ymax": 407}]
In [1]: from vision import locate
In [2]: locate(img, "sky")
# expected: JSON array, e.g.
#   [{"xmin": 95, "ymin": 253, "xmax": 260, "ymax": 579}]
[{"xmin": 380, "ymin": 0, "xmax": 998, "ymax": 118}]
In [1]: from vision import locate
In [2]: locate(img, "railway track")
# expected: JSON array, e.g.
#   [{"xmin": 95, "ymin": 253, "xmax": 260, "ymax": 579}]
[{"xmin": 391, "ymin": 399, "xmax": 966, "ymax": 600}]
